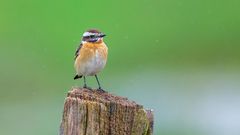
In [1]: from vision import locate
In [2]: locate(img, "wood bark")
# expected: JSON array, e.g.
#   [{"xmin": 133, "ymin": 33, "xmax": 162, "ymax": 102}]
[{"xmin": 59, "ymin": 88, "xmax": 154, "ymax": 135}]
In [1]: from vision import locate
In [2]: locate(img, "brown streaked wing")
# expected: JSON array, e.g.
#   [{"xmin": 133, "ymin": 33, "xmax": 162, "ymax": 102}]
[{"xmin": 74, "ymin": 43, "xmax": 83, "ymax": 60}]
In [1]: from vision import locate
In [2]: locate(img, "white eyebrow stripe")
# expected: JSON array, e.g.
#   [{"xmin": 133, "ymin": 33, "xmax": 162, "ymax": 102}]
[{"xmin": 83, "ymin": 32, "xmax": 94, "ymax": 37}]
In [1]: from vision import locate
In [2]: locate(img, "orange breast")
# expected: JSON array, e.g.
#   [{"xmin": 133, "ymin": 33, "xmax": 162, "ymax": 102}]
[{"xmin": 74, "ymin": 41, "xmax": 108, "ymax": 70}]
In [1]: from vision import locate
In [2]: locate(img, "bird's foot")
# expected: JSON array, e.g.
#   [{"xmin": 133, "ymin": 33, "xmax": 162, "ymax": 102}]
[
  {"xmin": 83, "ymin": 85, "xmax": 92, "ymax": 90},
  {"xmin": 97, "ymin": 87, "xmax": 106, "ymax": 93}
]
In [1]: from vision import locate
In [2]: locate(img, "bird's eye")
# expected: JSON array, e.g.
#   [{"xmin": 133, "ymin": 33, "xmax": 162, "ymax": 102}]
[{"xmin": 90, "ymin": 35, "xmax": 95, "ymax": 38}]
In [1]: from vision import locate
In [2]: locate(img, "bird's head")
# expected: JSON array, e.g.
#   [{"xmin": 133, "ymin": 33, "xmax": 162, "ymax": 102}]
[{"xmin": 82, "ymin": 29, "xmax": 106, "ymax": 43}]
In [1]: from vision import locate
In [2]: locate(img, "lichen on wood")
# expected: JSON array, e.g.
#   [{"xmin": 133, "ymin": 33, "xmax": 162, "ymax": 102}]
[{"xmin": 59, "ymin": 88, "xmax": 154, "ymax": 135}]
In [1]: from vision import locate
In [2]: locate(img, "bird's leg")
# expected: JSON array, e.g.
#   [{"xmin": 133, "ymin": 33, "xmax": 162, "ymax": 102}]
[
  {"xmin": 83, "ymin": 76, "xmax": 87, "ymax": 88},
  {"xmin": 95, "ymin": 75, "xmax": 105, "ymax": 92},
  {"xmin": 95, "ymin": 75, "xmax": 101, "ymax": 89}
]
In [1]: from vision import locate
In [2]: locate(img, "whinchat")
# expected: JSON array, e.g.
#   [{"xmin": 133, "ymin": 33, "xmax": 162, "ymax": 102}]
[{"xmin": 74, "ymin": 29, "xmax": 108, "ymax": 90}]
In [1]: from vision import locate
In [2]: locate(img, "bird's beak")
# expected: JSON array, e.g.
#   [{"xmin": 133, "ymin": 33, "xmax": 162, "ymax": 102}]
[{"xmin": 99, "ymin": 33, "xmax": 106, "ymax": 38}]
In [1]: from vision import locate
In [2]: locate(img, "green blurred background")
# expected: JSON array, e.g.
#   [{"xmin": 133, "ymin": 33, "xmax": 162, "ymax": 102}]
[{"xmin": 1, "ymin": 0, "xmax": 240, "ymax": 135}]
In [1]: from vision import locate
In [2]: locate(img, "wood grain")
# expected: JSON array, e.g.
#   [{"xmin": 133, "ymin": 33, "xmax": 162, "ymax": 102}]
[{"xmin": 59, "ymin": 88, "xmax": 154, "ymax": 135}]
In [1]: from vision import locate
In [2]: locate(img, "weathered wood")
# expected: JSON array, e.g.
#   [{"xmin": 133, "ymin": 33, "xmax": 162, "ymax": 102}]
[{"xmin": 59, "ymin": 88, "xmax": 154, "ymax": 135}]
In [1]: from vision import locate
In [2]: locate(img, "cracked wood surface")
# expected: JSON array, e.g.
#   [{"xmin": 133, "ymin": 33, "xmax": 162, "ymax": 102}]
[{"xmin": 59, "ymin": 88, "xmax": 154, "ymax": 135}]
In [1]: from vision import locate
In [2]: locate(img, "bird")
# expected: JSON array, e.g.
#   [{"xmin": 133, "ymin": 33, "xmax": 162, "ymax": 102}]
[{"xmin": 74, "ymin": 29, "xmax": 108, "ymax": 90}]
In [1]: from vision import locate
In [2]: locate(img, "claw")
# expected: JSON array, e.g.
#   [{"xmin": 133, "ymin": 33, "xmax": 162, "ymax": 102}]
[{"xmin": 97, "ymin": 88, "xmax": 106, "ymax": 93}]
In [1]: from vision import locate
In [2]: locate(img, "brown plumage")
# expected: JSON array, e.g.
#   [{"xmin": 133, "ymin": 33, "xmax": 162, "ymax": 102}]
[
  {"xmin": 87, "ymin": 29, "xmax": 100, "ymax": 33},
  {"xmin": 74, "ymin": 41, "xmax": 108, "ymax": 76},
  {"xmin": 73, "ymin": 29, "xmax": 108, "ymax": 90}
]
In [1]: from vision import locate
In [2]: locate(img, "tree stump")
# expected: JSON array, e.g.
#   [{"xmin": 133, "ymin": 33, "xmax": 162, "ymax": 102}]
[{"xmin": 59, "ymin": 88, "xmax": 154, "ymax": 135}]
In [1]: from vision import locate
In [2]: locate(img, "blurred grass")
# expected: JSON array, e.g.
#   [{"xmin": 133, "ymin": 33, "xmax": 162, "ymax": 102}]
[{"xmin": 0, "ymin": 0, "xmax": 240, "ymax": 135}]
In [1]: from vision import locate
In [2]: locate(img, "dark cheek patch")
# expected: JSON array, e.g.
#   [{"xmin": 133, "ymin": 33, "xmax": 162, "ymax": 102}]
[
  {"xmin": 82, "ymin": 37, "xmax": 86, "ymax": 41},
  {"xmin": 82, "ymin": 35, "xmax": 99, "ymax": 43},
  {"xmin": 89, "ymin": 38, "xmax": 98, "ymax": 42}
]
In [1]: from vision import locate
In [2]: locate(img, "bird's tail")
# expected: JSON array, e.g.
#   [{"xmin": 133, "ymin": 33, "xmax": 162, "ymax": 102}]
[{"xmin": 74, "ymin": 75, "xmax": 82, "ymax": 80}]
